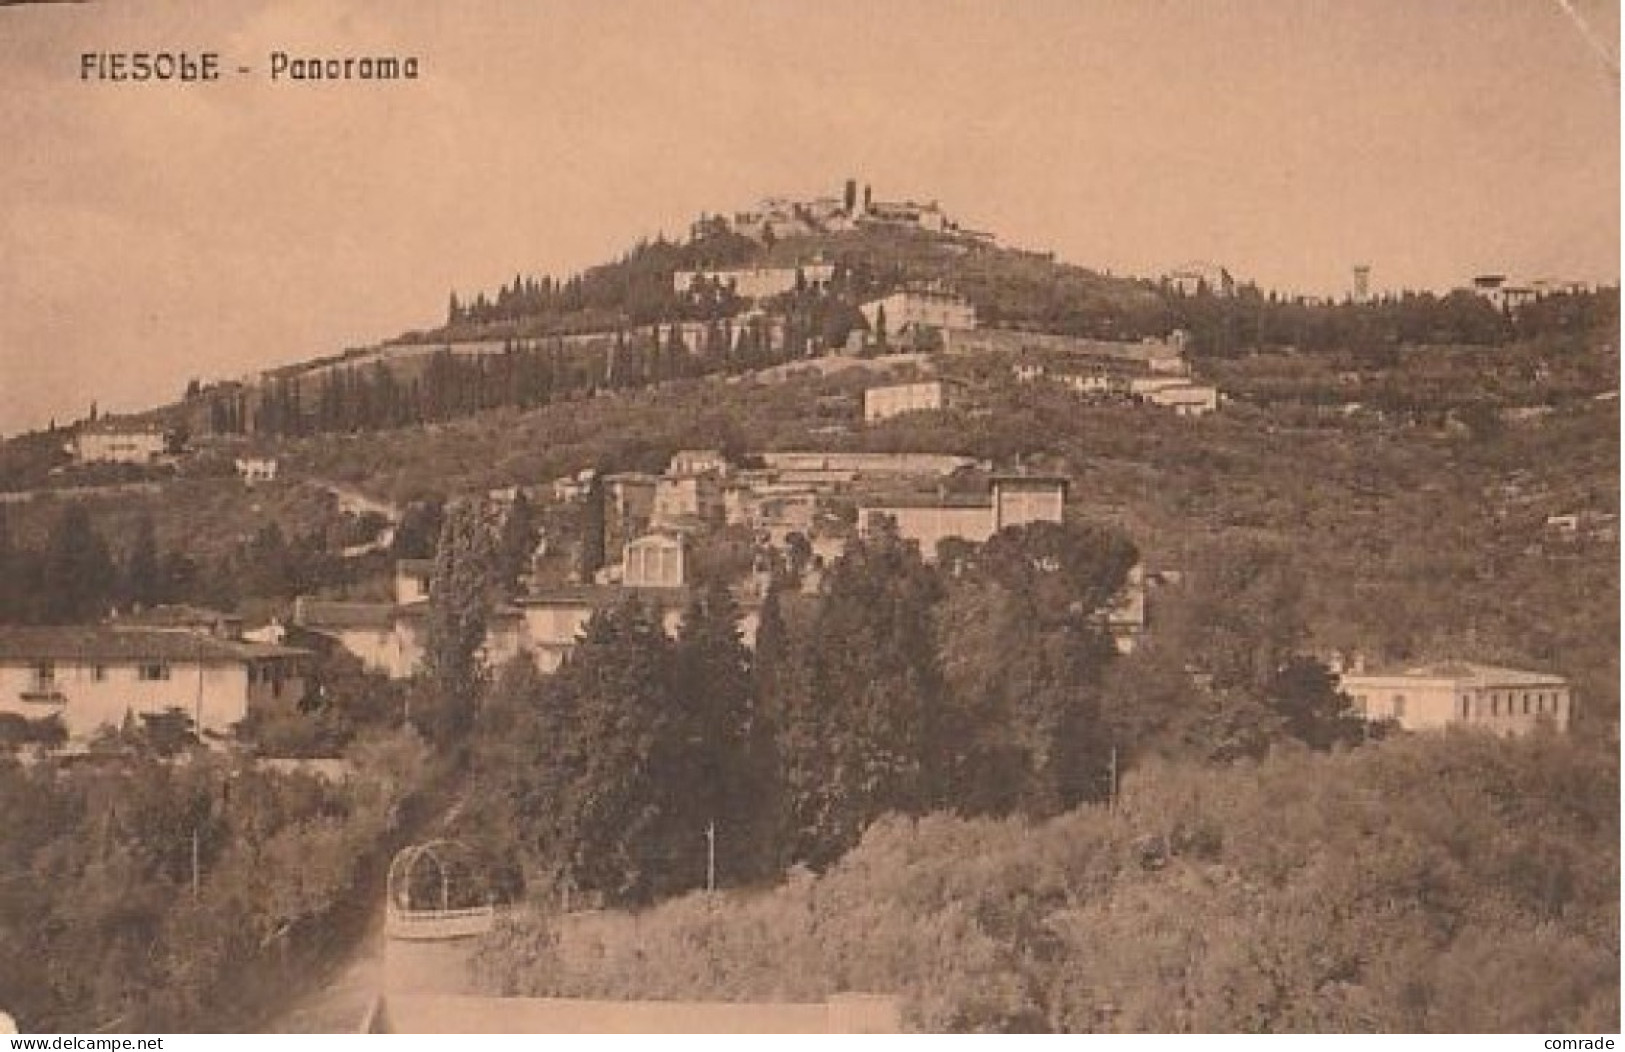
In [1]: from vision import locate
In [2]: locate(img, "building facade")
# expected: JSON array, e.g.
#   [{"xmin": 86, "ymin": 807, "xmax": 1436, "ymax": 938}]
[
  {"xmin": 860, "ymin": 475, "xmax": 1068, "ymax": 560},
  {"xmin": 1339, "ymin": 662, "xmax": 1573, "ymax": 736},
  {"xmin": 1144, "ymin": 383, "xmax": 1219, "ymax": 416},
  {"xmin": 860, "ymin": 290, "xmax": 977, "ymax": 336},
  {"xmin": 652, "ymin": 474, "xmax": 726, "ymax": 530},
  {"xmin": 863, "ymin": 379, "xmax": 965, "ymax": 423},
  {"xmin": 0, "ymin": 626, "xmax": 309, "ymax": 740},
  {"xmin": 959, "ymin": 328, "xmax": 1189, "ymax": 376},
  {"xmin": 621, "ymin": 533, "xmax": 688, "ymax": 589},
  {"xmin": 673, "ymin": 264, "xmax": 835, "ymax": 301},
  {"xmin": 394, "ymin": 559, "xmax": 435, "ymax": 606},
  {"xmin": 73, "ymin": 422, "xmax": 175, "ymax": 465},
  {"xmin": 234, "ymin": 457, "xmax": 279, "ymax": 484}
]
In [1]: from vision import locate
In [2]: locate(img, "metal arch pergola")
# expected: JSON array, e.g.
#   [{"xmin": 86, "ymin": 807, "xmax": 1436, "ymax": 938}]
[{"xmin": 387, "ymin": 838, "xmax": 471, "ymax": 914}]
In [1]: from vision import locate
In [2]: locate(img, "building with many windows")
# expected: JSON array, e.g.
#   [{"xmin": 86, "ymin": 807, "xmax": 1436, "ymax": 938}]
[
  {"xmin": 1339, "ymin": 661, "xmax": 1573, "ymax": 736},
  {"xmin": 0, "ymin": 625, "xmax": 310, "ymax": 740},
  {"xmin": 72, "ymin": 421, "xmax": 177, "ymax": 465}
]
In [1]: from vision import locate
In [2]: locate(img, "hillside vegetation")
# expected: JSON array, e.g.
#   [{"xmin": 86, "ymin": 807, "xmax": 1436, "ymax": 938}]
[{"xmin": 474, "ymin": 730, "xmax": 1618, "ymax": 1033}]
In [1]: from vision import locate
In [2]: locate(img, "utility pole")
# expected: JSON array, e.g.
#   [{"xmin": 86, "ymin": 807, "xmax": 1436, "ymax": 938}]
[
  {"xmin": 1107, "ymin": 746, "xmax": 1119, "ymax": 813},
  {"xmin": 704, "ymin": 821, "xmax": 716, "ymax": 894},
  {"xmin": 194, "ymin": 634, "xmax": 205, "ymax": 734},
  {"xmin": 191, "ymin": 826, "xmax": 200, "ymax": 899}
]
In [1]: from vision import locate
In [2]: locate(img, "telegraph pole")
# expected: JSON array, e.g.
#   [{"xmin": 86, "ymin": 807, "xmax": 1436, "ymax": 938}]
[
  {"xmin": 1107, "ymin": 746, "xmax": 1119, "ymax": 812},
  {"xmin": 191, "ymin": 826, "xmax": 200, "ymax": 899},
  {"xmin": 194, "ymin": 634, "xmax": 204, "ymax": 734},
  {"xmin": 704, "ymin": 821, "xmax": 716, "ymax": 893}
]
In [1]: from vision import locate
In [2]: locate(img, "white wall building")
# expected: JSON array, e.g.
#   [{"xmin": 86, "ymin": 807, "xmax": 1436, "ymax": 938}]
[
  {"xmin": 73, "ymin": 423, "xmax": 173, "ymax": 465},
  {"xmin": 1145, "ymin": 384, "xmax": 1219, "ymax": 416},
  {"xmin": 860, "ymin": 475, "xmax": 1068, "ymax": 560},
  {"xmin": 860, "ymin": 290, "xmax": 977, "ymax": 336},
  {"xmin": 1339, "ymin": 662, "xmax": 1573, "ymax": 736},
  {"xmin": 0, "ymin": 626, "xmax": 309, "ymax": 741},
  {"xmin": 864, "ymin": 379, "xmax": 965, "ymax": 423},
  {"xmin": 234, "ymin": 457, "xmax": 279, "ymax": 484},
  {"xmin": 674, "ymin": 264, "xmax": 835, "ymax": 301},
  {"xmin": 621, "ymin": 533, "xmax": 688, "ymax": 589}
]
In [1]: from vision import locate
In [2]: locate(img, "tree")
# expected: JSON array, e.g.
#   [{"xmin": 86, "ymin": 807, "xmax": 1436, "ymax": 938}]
[
  {"xmin": 136, "ymin": 707, "xmax": 199, "ymax": 757},
  {"xmin": 121, "ymin": 513, "xmax": 162, "ymax": 610},
  {"xmin": 1183, "ymin": 540, "xmax": 1305, "ymax": 695},
  {"xmin": 574, "ymin": 473, "xmax": 607, "ymax": 582},
  {"xmin": 782, "ymin": 528, "xmax": 944, "ymax": 867},
  {"xmin": 976, "ymin": 520, "xmax": 1140, "ymax": 626},
  {"xmin": 391, "ymin": 500, "xmax": 445, "ymax": 560},
  {"xmin": 416, "ymin": 498, "xmax": 502, "ymax": 745},
  {"xmin": 1268, "ymin": 655, "xmax": 1365, "ymax": 750},
  {"xmin": 238, "ymin": 522, "xmax": 298, "ymax": 600},
  {"xmin": 41, "ymin": 504, "xmax": 115, "ymax": 623},
  {"xmin": 672, "ymin": 579, "xmax": 773, "ymax": 883},
  {"xmin": 501, "ymin": 599, "xmax": 697, "ymax": 904},
  {"xmin": 0, "ymin": 504, "xmax": 15, "ymax": 622},
  {"xmin": 936, "ymin": 520, "xmax": 1138, "ymax": 815},
  {"xmin": 495, "ymin": 493, "xmax": 537, "ymax": 595}
]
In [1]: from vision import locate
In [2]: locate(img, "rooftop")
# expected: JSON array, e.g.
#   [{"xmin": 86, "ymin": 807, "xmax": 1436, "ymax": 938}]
[
  {"xmin": 294, "ymin": 599, "xmax": 397, "ymax": 630},
  {"xmin": 0, "ymin": 626, "xmax": 307, "ymax": 664},
  {"xmin": 989, "ymin": 473, "xmax": 1070, "ymax": 488},
  {"xmin": 859, "ymin": 492, "xmax": 991, "ymax": 510},
  {"xmin": 113, "ymin": 604, "xmax": 243, "ymax": 630},
  {"xmin": 517, "ymin": 585, "xmax": 696, "ymax": 608},
  {"xmin": 1346, "ymin": 661, "xmax": 1569, "ymax": 688},
  {"xmin": 77, "ymin": 419, "xmax": 173, "ymax": 435}
]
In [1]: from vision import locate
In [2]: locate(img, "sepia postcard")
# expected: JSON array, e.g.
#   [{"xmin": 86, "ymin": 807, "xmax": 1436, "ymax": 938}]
[{"xmin": 0, "ymin": 0, "xmax": 1618, "ymax": 1039}]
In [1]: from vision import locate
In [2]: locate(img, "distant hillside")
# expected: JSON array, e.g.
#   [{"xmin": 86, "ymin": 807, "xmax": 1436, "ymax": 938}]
[{"xmin": 7, "ymin": 184, "xmax": 1615, "ymax": 455}]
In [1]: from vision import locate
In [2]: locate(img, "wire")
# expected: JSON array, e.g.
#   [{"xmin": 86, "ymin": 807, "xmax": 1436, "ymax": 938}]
[{"xmin": 1552, "ymin": 0, "xmax": 1621, "ymax": 79}]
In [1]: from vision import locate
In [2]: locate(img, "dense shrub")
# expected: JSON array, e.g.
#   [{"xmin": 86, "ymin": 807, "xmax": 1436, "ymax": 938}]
[
  {"xmin": 474, "ymin": 731, "xmax": 1618, "ymax": 1033},
  {"xmin": 0, "ymin": 729, "xmax": 430, "ymax": 1032}
]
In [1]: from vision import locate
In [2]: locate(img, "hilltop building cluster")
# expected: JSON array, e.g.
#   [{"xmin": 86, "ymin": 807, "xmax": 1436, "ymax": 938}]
[
  {"xmin": 2, "ymin": 182, "xmax": 1590, "ymax": 755},
  {"xmin": 1465, "ymin": 273, "xmax": 1594, "ymax": 312},
  {"xmin": 285, "ymin": 445, "xmax": 1156, "ymax": 685},
  {"xmin": 706, "ymin": 179, "xmax": 996, "ymax": 245},
  {"xmin": 944, "ymin": 328, "xmax": 1220, "ymax": 416}
]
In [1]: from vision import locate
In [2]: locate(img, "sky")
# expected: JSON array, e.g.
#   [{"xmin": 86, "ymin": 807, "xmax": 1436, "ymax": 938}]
[{"xmin": 0, "ymin": 0, "xmax": 1618, "ymax": 437}]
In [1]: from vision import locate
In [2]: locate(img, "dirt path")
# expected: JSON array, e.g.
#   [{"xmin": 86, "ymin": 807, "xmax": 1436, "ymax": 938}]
[{"xmin": 264, "ymin": 914, "xmax": 386, "ymax": 1033}]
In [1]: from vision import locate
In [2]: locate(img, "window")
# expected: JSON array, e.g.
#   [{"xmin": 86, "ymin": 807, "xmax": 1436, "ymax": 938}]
[
  {"xmin": 1460, "ymin": 694, "xmax": 1471, "ymax": 719},
  {"xmin": 1391, "ymin": 694, "xmax": 1406, "ymax": 720},
  {"xmin": 29, "ymin": 662, "xmax": 55, "ymax": 691},
  {"xmin": 1523, "ymin": 693, "xmax": 1531, "ymax": 715},
  {"xmin": 90, "ymin": 664, "xmax": 106, "ymax": 682},
  {"xmin": 1490, "ymin": 694, "xmax": 1499, "ymax": 716},
  {"xmin": 138, "ymin": 663, "xmax": 171, "ymax": 682}
]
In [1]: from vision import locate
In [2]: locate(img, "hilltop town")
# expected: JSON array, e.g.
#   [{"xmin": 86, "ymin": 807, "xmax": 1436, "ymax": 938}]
[{"xmin": 0, "ymin": 180, "xmax": 1617, "ymax": 1034}]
